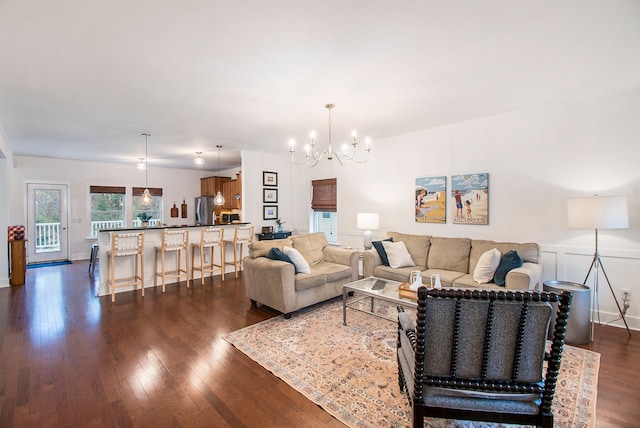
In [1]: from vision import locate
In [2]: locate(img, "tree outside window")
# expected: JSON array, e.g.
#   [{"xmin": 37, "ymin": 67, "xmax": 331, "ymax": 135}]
[{"xmin": 90, "ymin": 186, "xmax": 125, "ymax": 237}]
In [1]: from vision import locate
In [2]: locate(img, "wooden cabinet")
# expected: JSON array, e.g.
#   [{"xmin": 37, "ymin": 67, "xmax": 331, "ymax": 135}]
[
  {"xmin": 222, "ymin": 172, "xmax": 242, "ymax": 209},
  {"xmin": 9, "ymin": 240, "xmax": 26, "ymax": 285},
  {"xmin": 200, "ymin": 176, "xmax": 230, "ymax": 197}
]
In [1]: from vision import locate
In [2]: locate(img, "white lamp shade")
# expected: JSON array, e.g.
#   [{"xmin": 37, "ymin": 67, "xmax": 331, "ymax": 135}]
[
  {"xmin": 357, "ymin": 213, "xmax": 379, "ymax": 230},
  {"xmin": 568, "ymin": 196, "xmax": 629, "ymax": 230}
]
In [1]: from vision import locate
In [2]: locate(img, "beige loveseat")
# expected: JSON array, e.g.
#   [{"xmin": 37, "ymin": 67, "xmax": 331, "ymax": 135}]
[
  {"xmin": 363, "ymin": 232, "xmax": 543, "ymax": 290},
  {"xmin": 243, "ymin": 232, "xmax": 359, "ymax": 318}
]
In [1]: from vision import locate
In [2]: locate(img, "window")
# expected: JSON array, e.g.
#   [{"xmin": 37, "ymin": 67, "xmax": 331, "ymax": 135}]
[
  {"xmin": 90, "ymin": 186, "xmax": 126, "ymax": 237},
  {"xmin": 132, "ymin": 187, "xmax": 163, "ymax": 227},
  {"xmin": 311, "ymin": 178, "xmax": 337, "ymax": 243}
]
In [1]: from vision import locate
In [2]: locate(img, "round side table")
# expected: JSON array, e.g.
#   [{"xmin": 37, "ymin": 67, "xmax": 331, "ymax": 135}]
[{"xmin": 543, "ymin": 280, "xmax": 591, "ymax": 345}]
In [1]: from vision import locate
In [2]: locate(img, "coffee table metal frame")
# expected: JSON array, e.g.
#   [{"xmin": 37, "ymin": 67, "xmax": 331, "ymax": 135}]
[{"xmin": 342, "ymin": 276, "xmax": 417, "ymax": 325}]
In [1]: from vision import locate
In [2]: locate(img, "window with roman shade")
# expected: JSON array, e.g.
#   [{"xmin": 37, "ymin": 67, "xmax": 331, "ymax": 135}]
[
  {"xmin": 132, "ymin": 187, "xmax": 163, "ymax": 226},
  {"xmin": 311, "ymin": 178, "xmax": 338, "ymax": 242},
  {"xmin": 89, "ymin": 185, "xmax": 126, "ymax": 237}
]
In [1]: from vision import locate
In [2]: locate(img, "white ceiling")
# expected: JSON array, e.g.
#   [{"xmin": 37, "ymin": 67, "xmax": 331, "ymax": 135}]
[{"xmin": 1, "ymin": 0, "xmax": 638, "ymax": 171}]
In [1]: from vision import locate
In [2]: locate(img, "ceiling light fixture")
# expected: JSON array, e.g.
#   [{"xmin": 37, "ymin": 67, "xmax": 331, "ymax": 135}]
[
  {"xmin": 213, "ymin": 145, "xmax": 225, "ymax": 206},
  {"xmin": 193, "ymin": 152, "xmax": 205, "ymax": 166},
  {"xmin": 136, "ymin": 157, "xmax": 146, "ymax": 170},
  {"xmin": 289, "ymin": 103, "xmax": 371, "ymax": 167},
  {"xmin": 142, "ymin": 133, "xmax": 152, "ymax": 205}
]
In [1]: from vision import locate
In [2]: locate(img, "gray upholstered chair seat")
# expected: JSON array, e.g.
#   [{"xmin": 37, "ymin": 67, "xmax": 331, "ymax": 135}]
[{"xmin": 397, "ymin": 287, "xmax": 572, "ymax": 428}]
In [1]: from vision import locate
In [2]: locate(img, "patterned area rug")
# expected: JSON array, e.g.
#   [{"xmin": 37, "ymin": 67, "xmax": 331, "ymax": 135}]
[{"xmin": 224, "ymin": 298, "xmax": 599, "ymax": 428}]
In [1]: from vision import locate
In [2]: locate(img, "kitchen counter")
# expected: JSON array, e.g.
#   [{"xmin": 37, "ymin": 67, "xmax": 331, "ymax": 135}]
[{"xmin": 97, "ymin": 223, "xmax": 251, "ymax": 297}]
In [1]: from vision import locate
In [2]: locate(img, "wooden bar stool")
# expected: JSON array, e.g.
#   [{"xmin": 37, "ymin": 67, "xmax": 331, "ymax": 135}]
[
  {"xmin": 191, "ymin": 227, "xmax": 225, "ymax": 285},
  {"xmin": 154, "ymin": 229, "xmax": 190, "ymax": 292},
  {"xmin": 106, "ymin": 232, "xmax": 144, "ymax": 302},
  {"xmin": 224, "ymin": 225, "xmax": 254, "ymax": 278}
]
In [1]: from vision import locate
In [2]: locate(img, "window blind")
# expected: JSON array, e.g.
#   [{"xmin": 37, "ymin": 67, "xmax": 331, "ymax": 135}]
[{"xmin": 311, "ymin": 178, "xmax": 336, "ymax": 212}]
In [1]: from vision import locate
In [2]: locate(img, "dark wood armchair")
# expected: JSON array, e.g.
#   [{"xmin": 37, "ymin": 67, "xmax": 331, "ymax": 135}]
[{"xmin": 397, "ymin": 287, "xmax": 572, "ymax": 428}]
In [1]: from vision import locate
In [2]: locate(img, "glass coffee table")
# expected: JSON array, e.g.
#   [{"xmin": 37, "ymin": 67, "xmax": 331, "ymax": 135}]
[{"xmin": 342, "ymin": 277, "xmax": 418, "ymax": 325}]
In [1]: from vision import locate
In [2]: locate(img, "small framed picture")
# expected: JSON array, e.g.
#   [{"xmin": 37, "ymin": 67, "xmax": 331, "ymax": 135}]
[
  {"xmin": 263, "ymin": 188, "xmax": 278, "ymax": 203},
  {"xmin": 263, "ymin": 205, "xmax": 278, "ymax": 220},
  {"xmin": 263, "ymin": 171, "xmax": 278, "ymax": 187}
]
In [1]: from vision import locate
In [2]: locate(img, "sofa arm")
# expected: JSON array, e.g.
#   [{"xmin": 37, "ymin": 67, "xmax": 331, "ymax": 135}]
[
  {"xmin": 505, "ymin": 262, "xmax": 543, "ymax": 291},
  {"xmin": 323, "ymin": 246, "xmax": 359, "ymax": 281},
  {"xmin": 243, "ymin": 256, "xmax": 296, "ymax": 313},
  {"xmin": 363, "ymin": 249, "xmax": 381, "ymax": 277}
]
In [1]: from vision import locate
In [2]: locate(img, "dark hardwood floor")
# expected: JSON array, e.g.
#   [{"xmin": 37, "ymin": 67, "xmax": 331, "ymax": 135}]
[{"xmin": 0, "ymin": 262, "xmax": 638, "ymax": 427}]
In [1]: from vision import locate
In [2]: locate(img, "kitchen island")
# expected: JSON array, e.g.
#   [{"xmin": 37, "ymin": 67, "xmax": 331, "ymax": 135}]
[{"xmin": 97, "ymin": 223, "xmax": 251, "ymax": 297}]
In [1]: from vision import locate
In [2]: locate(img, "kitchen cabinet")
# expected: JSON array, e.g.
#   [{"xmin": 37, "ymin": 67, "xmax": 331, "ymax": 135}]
[
  {"xmin": 222, "ymin": 172, "xmax": 242, "ymax": 209},
  {"xmin": 200, "ymin": 176, "xmax": 230, "ymax": 197}
]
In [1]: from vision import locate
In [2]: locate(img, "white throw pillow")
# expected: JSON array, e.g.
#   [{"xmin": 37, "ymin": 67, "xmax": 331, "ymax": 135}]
[
  {"xmin": 381, "ymin": 241, "xmax": 415, "ymax": 269},
  {"xmin": 283, "ymin": 246, "xmax": 311, "ymax": 274},
  {"xmin": 473, "ymin": 248, "xmax": 502, "ymax": 284}
]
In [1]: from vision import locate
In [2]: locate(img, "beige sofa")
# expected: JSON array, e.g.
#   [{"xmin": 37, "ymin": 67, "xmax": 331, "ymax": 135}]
[
  {"xmin": 243, "ymin": 232, "xmax": 359, "ymax": 318},
  {"xmin": 363, "ymin": 232, "xmax": 543, "ymax": 290}
]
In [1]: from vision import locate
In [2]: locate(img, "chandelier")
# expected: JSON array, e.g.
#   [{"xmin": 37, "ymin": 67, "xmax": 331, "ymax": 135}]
[{"xmin": 289, "ymin": 103, "xmax": 371, "ymax": 167}]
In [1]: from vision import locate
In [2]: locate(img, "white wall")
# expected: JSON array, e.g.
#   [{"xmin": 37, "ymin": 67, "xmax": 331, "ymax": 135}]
[
  {"xmin": 8, "ymin": 155, "xmax": 214, "ymax": 262},
  {"xmin": 0, "ymin": 125, "xmax": 13, "ymax": 286},
  {"xmin": 289, "ymin": 97, "xmax": 640, "ymax": 330}
]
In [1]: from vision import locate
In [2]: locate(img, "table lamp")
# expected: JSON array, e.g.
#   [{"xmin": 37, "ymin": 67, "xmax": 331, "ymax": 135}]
[
  {"xmin": 567, "ymin": 195, "xmax": 630, "ymax": 337},
  {"xmin": 357, "ymin": 213, "xmax": 379, "ymax": 250}
]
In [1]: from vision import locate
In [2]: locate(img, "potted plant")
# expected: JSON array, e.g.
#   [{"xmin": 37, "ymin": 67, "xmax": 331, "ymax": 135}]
[
  {"xmin": 137, "ymin": 212, "xmax": 153, "ymax": 228},
  {"xmin": 275, "ymin": 218, "xmax": 286, "ymax": 233}
]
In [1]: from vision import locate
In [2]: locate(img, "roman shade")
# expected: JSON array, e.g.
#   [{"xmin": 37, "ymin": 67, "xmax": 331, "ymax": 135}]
[
  {"xmin": 132, "ymin": 187, "xmax": 163, "ymax": 197},
  {"xmin": 90, "ymin": 186, "xmax": 125, "ymax": 194},
  {"xmin": 311, "ymin": 178, "xmax": 336, "ymax": 212}
]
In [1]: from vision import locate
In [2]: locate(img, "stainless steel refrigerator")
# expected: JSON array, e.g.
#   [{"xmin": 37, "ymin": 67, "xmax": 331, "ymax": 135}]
[{"xmin": 195, "ymin": 196, "xmax": 217, "ymax": 225}]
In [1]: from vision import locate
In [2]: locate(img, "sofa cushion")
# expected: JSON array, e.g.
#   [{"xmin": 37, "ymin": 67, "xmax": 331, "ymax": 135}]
[
  {"xmin": 421, "ymin": 269, "xmax": 467, "ymax": 288},
  {"xmin": 382, "ymin": 241, "xmax": 415, "ymax": 268},
  {"xmin": 494, "ymin": 250, "xmax": 524, "ymax": 286},
  {"xmin": 427, "ymin": 237, "xmax": 471, "ymax": 273},
  {"xmin": 249, "ymin": 238, "xmax": 293, "ymax": 258},
  {"xmin": 373, "ymin": 265, "xmax": 421, "ymax": 283},
  {"xmin": 290, "ymin": 232, "xmax": 327, "ymax": 265},
  {"xmin": 294, "ymin": 271, "xmax": 327, "ymax": 291},
  {"xmin": 452, "ymin": 274, "xmax": 502, "ymax": 289},
  {"xmin": 387, "ymin": 232, "xmax": 431, "ymax": 267},
  {"xmin": 473, "ymin": 248, "xmax": 501, "ymax": 284},
  {"xmin": 372, "ymin": 238, "xmax": 393, "ymax": 266},
  {"xmin": 284, "ymin": 246, "xmax": 311, "ymax": 274},
  {"xmin": 470, "ymin": 240, "xmax": 540, "ymax": 272},
  {"xmin": 311, "ymin": 261, "xmax": 353, "ymax": 283}
]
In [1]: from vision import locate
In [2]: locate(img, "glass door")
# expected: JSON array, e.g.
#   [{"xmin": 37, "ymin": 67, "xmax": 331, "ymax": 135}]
[{"xmin": 26, "ymin": 183, "xmax": 69, "ymax": 264}]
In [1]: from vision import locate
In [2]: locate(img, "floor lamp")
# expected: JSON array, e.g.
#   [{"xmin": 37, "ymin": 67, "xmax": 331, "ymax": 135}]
[{"xmin": 568, "ymin": 195, "xmax": 631, "ymax": 338}]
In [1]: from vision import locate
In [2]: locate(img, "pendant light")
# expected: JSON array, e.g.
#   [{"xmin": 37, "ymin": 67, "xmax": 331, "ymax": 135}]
[
  {"xmin": 214, "ymin": 145, "xmax": 225, "ymax": 206},
  {"xmin": 142, "ymin": 133, "xmax": 152, "ymax": 205}
]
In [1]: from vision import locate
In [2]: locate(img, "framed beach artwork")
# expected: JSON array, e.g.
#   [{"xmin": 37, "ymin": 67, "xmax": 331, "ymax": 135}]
[
  {"xmin": 415, "ymin": 176, "xmax": 446, "ymax": 223},
  {"xmin": 451, "ymin": 173, "xmax": 489, "ymax": 225}
]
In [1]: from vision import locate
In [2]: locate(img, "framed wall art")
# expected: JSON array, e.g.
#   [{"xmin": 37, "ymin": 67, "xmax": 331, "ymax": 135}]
[
  {"xmin": 263, "ymin": 205, "xmax": 278, "ymax": 220},
  {"xmin": 415, "ymin": 176, "xmax": 446, "ymax": 223},
  {"xmin": 451, "ymin": 173, "xmax": 489, "ymax": 225},
  {"xmin": 263, "ymin": 188, "xmax": 278, "ymax": 203},
  {"xmin": 263, "ymin": 171, "xmax": 278, "ymax": 187}
]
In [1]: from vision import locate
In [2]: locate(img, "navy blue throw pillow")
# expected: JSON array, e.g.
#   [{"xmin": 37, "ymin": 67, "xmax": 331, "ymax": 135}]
[
  {"xmin": 269, "ymin": 247, "xmax": 296, "ymax": 271},
  {"xmin": 372, "ymin": 238, "xmax": 393, "ymax": 266},
  {"xmin": 493, "ymin": 250, "xmax": 523, "ymax": 286}
]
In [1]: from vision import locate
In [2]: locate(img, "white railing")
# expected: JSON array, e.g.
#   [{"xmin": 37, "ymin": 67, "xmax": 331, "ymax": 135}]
[
  {"xmin": 90, "ymin": 219, "xmax": 162, "ymax": 237},
  {"xmin": 91, "ymin": 220, "xmax": 125, "ymax": 237},
  {"xmin": 35, "ymin": 222, "xmax": 60, "ymax": 253}
]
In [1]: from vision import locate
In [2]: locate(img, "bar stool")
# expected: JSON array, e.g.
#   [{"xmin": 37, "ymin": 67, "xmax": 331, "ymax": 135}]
[
  {"xmin": 88, "ymin": 242, "xmax": 99, "ymax": 275},
  {"xmin": 191, "ymin": 227, "xmax": 225, "ymax": 285},
  {"xmin": 224, "ymin": 225, "xmax": 254, "ymax": 278},
  {"xmin": 106, "ymin": 232, "xmax": 144, "ymax": 302},
  {"xmin": 154, "ymin": 229, "xmax": 190, "ymax": 292}
]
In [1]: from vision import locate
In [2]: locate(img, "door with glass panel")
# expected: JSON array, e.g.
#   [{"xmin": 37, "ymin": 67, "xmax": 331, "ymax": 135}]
[{"xmin": 26, "ymin": 183, "xmax": 69, "ymax": 263}]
